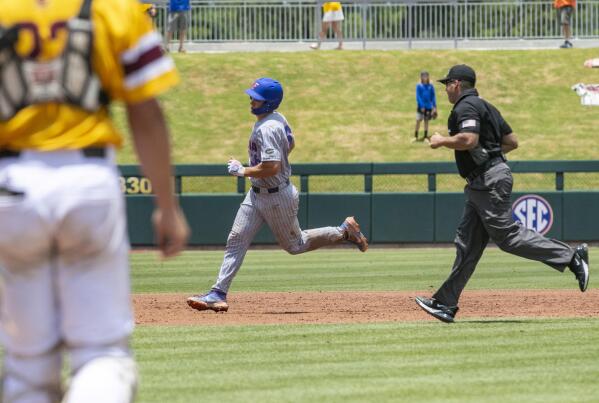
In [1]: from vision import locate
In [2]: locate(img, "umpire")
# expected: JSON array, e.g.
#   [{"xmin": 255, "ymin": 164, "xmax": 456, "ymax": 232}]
[{"xmin": 415, "ymin": 64, "xmax": 590, "ymax": 323}]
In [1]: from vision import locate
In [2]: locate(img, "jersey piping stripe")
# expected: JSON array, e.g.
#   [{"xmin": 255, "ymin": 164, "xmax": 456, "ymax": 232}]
[
  {"xmin": 124, "ymin": 56, "xmax": 174, "ymax": 90},
  {"xmin": 120, "ymin": 31, "xmax": 162, "ymax": 64},
  {"xmin": 123, "ymin": 46, "xmax": 162, "ymax": 76}
]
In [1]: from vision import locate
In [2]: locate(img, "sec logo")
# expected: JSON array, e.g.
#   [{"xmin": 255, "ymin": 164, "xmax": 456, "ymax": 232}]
[{"xmin": 512, "ymin": 195, "xmax": 554, "ymax": 235}]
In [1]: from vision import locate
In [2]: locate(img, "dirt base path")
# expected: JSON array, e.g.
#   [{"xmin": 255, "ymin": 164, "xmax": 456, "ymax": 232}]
[{"xmin": 133, "ymin": 289, "xmax": 599, "ymax": 326}]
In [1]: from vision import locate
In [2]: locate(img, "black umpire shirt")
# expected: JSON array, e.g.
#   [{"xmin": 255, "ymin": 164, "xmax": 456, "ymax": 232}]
[{"xmin": 448, "ymin": 88, "xmax": 513, "ymax": 178}]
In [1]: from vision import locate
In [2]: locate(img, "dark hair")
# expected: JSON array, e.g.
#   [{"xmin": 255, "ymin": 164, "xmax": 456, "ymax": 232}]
[{"xmin": 459, "ymin": 80, "xmax": 474, "ymax": 90}]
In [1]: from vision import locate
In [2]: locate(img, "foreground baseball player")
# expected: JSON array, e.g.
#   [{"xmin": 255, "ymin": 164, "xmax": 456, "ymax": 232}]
[
  {"xmin": 415, "ymin": 65, "xmax": 589, "ymax": 323},
  {"xmin": 0, "ymin": 0, "xmax": 189, "ymax": 401},
  {"xmin": 187, "ymin": 77, "xmax": 368, "ymax": 312}
]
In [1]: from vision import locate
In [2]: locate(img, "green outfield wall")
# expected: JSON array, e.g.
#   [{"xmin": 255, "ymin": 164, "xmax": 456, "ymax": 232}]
[{"xmin": 121, "ymin": 161, "xmax": 599, "ymax": 245}]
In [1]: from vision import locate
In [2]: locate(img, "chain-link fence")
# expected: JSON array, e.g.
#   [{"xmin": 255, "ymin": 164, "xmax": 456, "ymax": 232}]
[{"xmin": 148, "ymin": 0, "xmax": 599, "ymax": 44}]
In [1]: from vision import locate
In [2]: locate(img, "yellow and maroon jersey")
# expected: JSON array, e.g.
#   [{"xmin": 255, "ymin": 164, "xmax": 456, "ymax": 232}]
[{"xmin": 0, "ymin": 0, "xmax": 179, "ymax": 150}]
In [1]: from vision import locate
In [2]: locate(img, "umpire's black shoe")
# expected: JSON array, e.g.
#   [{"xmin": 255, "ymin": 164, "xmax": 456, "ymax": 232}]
[
  {"xmin": 569, "ymin": 243, "xmax": 590, "ymax": 292},
  {"xmin": 415, "ymin": 296, "xmax": 459, "ymax": 323}
]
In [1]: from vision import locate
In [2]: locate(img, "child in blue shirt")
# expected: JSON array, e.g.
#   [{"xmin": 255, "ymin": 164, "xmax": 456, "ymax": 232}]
[{"xmin": 414, "ymin": 71, "xmax": 437, "ymax": 142}]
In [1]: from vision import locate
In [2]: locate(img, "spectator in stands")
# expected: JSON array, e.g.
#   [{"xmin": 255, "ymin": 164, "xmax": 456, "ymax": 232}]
[
  {"xmin": 414, "ymin": 71, "xmax": 437, "ymax": 142},
  {"xmin": 166, "ymin": 0, "xmax": 191, "ymax": 53},
  {"xmin": 310, "ymin": 2, "xmax": 344, "ymax": 50},
  {"xmin": 554, "ymin": 0, "xmax": 576, "ymax": 48}
]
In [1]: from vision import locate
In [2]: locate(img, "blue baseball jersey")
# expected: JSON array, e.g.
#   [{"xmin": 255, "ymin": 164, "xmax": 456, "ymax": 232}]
[{"xmin": 248, "ymin": 112, "xmax": 293, "ymax": 189}]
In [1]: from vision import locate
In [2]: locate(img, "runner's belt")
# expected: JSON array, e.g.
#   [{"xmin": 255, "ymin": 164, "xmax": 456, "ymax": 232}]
[
  {"xmin": 251, "ymin": 179, "xmax": 290, "ymax": 194},
  {"xmin": 466, "ymin": 156, "xmax": 505, "ymax": 184}
]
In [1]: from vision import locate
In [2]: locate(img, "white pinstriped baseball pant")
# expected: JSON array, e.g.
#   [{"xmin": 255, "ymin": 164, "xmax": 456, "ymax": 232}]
[{"xmin": 212, "ymin": 183, "xmax": 344, "ymax": 293}]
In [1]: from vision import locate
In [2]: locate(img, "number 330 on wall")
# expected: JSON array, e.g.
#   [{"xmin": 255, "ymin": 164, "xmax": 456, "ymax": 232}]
[{"xmin": 120, "ymin": 176, "xmax": 153, "ymax": 194}]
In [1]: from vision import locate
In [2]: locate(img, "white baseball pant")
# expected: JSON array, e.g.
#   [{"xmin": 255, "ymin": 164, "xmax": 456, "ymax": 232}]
[{"xmin": 0, "ymin": 150, "xmax": 136, "ymax": 403}]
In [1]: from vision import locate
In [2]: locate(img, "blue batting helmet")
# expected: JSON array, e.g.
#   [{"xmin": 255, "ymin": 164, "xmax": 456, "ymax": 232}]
[{"xmin": 244, "ymin": 77, "xmax": 283, "ymax": 115}]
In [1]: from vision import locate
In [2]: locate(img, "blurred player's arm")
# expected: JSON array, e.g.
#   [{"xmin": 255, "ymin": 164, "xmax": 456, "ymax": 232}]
[
  {"xmin": 127, "ymin": 98, "xmax": 190, "ymax": 257},
  {"xmin": 501, "ymin": 133, "xmax": 518, "ymax": 154},
  {"xmin": 107, "ymin": 0, "xmax": 188, "ymax": 257},
  {"xmin": 584, "ymin": 58, "xmax": 599, "ymax": 68}
]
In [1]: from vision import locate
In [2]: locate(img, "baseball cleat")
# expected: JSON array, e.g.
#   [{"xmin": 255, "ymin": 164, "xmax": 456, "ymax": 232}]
[
  {"xmin": 187, "ymin": 290, "xmax": 229, "ymax": 312},
  {"xmin": 340, "ymin": 216, "xmax": 368, "ymax": 252},
  {"xmin": 569, "ymin": 243, "xmax": 589, "ymax": 292},
  {"xmin": 415, "ymin": 296, "xmax": 459, "ymax": 323}
]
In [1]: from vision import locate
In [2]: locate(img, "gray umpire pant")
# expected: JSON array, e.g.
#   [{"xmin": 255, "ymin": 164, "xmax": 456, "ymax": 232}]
[{"xmin": 433, "ymin": 162, "xmax": 574, "ymax": 307}]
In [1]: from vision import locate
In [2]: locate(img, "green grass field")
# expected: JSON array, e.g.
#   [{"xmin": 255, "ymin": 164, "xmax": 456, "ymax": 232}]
[
  {"xmin": 112, "ymin": 49, "xmax": 599, "ymax": 165},
  {"xmin": 135, "ymin": 320, "xmax": 599, "ymax": 403},
  {"xmin": 1, "ymin": 249, "xmax": 596, "ymax": 402},
  {"xmin": 129, "ymin": 247, "xmax": 599, "ymax": 402},
  {"xmin": 131, "ymin": 248, "xmax": 590, "ymax": 293}
]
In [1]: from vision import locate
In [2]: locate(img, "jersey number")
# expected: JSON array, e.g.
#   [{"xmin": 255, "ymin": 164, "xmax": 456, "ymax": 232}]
[
  {"xmin": 13, "ymin": 21, "xmax": 68, "ymax": 59},
  {"xmin": 249, "ymin": 141, "xmax": 261, "ymax": 166}
]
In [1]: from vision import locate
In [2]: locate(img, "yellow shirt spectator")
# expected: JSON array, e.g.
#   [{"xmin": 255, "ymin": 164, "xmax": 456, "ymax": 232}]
[
  {"xmin": 323, "ymin": 2, "xmax": 342, "ymax": 13},
  {"xmin": 322, "ymin": 2, "xmax": 344, "ymax": 23},
  {"xmin": 311, "ymin": 1, "xmax": 344, "ymax": 49}
]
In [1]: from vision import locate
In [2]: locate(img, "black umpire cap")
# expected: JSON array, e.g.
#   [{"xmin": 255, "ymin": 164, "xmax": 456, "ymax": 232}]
[{"xmin": 438, "ymin": 64, "xmax": 476, "ymax": 86}]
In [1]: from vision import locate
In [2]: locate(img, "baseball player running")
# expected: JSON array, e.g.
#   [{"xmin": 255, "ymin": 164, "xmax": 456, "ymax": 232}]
[
  {"xmin": 187, "ymin": 77, "xmax": 368, "ymax": 312},
  {"xmin": 0, "ymin": 0, "xmax": 189, "ymax": 402}
]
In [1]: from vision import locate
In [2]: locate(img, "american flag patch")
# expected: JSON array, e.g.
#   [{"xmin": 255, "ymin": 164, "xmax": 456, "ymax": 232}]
[{"xmin": 460, "ymin": 119, "xmax": 477, "ymax": 129}]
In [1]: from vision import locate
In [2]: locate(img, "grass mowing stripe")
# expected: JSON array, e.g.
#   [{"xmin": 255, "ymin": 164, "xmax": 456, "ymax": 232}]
[
  {"xmin": 130, "ymin": 247, "xmax": 594, "ymax": 293},
  {"xmin": 133, "ymin": 319, "xmax": 599, "ymax": 403}
]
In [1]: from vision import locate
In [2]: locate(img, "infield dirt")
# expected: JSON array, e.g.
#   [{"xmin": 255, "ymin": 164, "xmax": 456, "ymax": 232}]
[{"xmin": 134, "ymin": 289, "xmax": 599, "ymax": 326}]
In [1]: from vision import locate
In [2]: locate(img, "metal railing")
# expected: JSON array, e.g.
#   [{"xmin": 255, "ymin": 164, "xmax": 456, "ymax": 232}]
[
  {"xmin": 147, "ymin": 0, "xmax": 599, "ymax": 43},
  {"xmin": 119, "ymin": 160, "xmax": 599, "ymax": 195}
]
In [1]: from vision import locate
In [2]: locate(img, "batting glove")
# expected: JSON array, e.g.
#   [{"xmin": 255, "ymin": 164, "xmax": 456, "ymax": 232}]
[{"xmin": 227, "ymin": 159, "xmax": 245, "ymax": 177}]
